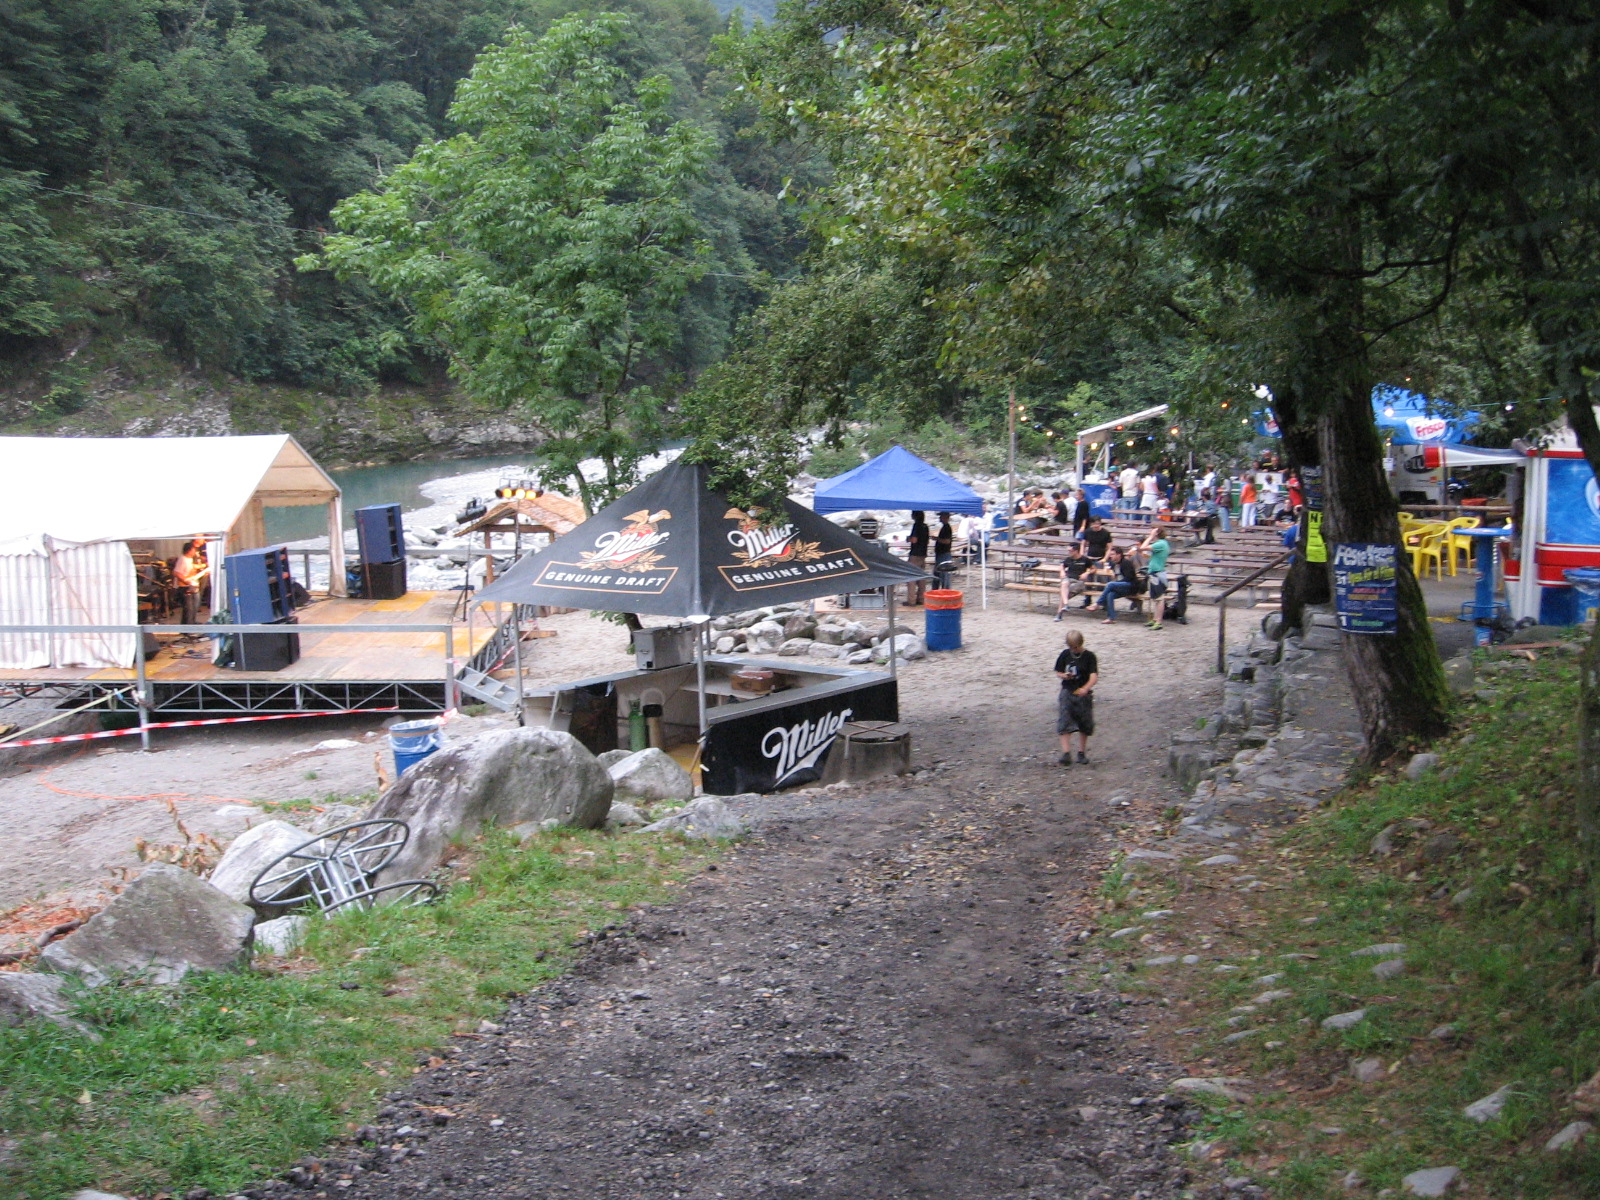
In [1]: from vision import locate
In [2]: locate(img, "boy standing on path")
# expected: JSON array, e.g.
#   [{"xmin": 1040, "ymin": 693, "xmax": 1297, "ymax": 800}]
[
  {"xmin": 1054, "ymin": 628, "xmax": 1098, "ymax": 765},
  {"xmin": 1139, "ymin": 526, "xmax": 1171, "ymax": 630}
]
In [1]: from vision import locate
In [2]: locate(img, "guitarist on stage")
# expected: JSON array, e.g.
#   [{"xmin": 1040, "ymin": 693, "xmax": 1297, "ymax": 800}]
[{"xmin": 172, "ymin": 539, "xmax": 211, "ymax": 633}]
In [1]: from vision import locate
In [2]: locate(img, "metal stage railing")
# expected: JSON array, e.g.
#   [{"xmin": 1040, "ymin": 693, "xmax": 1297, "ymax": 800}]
[{"xmin": 0, "ymin": 619, "xmax": 497, "ymax": 747}]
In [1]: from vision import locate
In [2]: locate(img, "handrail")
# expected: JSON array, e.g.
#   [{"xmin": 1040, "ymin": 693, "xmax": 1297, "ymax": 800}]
[{"xmin": 1215, "ymin": 548, "xmax": 1295, "ymax": 674}]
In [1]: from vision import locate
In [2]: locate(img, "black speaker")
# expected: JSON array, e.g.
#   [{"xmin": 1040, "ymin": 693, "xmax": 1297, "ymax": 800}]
[
  {"xmin": 362, "ymin": 558, "xmax": 407, "ymax": 600},
  {"xmin": 355, "ymin": 503, "xmax": 405, "ymax": 564},
  {"xmin": 231, "ymin": 615, "xmax": 300, "ymax": 671}
]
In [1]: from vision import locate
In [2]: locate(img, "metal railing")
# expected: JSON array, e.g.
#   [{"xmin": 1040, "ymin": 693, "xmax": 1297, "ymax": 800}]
[
  {"xmin": 0, "ymin": 620, "xmax": 468, "ymax": 750},
  {"xmin": 1214, "ymin": 549, "xmax": 1295, "ymax": 674}
]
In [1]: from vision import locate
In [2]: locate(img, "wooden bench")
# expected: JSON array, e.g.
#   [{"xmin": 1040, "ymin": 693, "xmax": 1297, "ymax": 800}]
[{"xmin": 1003, "ymin": 575, "xmax": 1148, "ymax": 617}]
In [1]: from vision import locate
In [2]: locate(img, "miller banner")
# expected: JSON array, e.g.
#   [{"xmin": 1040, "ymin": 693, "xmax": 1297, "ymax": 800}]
[
  {"xmin": 701, "ymin": 678, "xmax": 899, "ymax": 795},
  {"xmin": 474, "ymin": 460, "xmax": 924, "ymax": 617}
]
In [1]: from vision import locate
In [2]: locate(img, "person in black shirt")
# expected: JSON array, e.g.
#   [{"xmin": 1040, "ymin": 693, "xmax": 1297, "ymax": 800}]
[
  {"xmin": 1055, "ymin": 542, "xmax": 1092, "ymax": 620},
  {"xmin": 932, "ymin": 512, "xmax": 955, "ymax": 588},
  {"xmin": 1071, "ymin": 489, "xmax": 1092, "ymax": 539},
  {"xmin": 1054, "ymin": 628, "xmax": 1098, "ymax": 765},
  {"xmin": 905, "ymin": 510, "xmax": 930, "ymax": 605},
  {"xmin": 1097, "ymin": 544, "xmax": 1145, "ymax": 622},
  {"xmin": 1080, "ymin": 517, "xmax": 1113, "ymax": 561}
]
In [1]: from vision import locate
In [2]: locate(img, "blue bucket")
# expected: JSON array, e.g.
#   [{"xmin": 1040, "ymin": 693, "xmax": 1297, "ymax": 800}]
[{"xmin": 390, "ymin": 719, "xmax": 443, "ymax": 776}]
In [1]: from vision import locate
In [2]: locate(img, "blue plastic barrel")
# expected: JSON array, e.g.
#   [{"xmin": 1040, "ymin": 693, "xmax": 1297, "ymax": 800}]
[
  {"xmin": 390, "ymin": 718, "xmax": 444, "ymax": 776},
  {"xmin": 924, "ymin": 589, "xmax": 963, "ymax": 651}
]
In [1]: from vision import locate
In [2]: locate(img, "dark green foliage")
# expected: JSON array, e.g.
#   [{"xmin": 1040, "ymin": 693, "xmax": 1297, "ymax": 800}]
[{"xmin": 0, "ymin": 0, "xmax": 807, "ymax": 404}]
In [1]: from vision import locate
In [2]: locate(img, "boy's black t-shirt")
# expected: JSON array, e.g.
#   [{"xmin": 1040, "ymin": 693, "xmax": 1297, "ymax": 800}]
[
  {"xmin": 1054, "ymin": 648, "xmax": 1098, "ymax": 691},
  {"xmin": 1064, "ymin": 555, "xmax": 1091, "ymax": 579},
  {"xmin": 1082, "ymin": 527, "xmax": 1113, "ymax": 558}
]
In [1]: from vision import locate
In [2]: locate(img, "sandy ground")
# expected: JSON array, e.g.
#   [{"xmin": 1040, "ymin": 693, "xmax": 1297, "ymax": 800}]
[{"xmin": 0, "ymin": 581, "xmax": 1225, "ymax": 917}]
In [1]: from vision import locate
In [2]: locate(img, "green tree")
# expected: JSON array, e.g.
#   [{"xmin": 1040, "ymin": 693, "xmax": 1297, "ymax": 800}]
[{"xmin": 313, "ymin": 13, "xmax": 717, "ymax": 509}]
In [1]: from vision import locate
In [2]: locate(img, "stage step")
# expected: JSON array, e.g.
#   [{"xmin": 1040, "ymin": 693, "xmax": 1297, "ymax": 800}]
[{"xmin": 455, "ymin": 666, "xmax": 520, "ymax": 712}]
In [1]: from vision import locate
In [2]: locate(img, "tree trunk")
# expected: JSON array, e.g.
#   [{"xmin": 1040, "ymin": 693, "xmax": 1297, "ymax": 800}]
[
  {"xmin": 1315, "ymin": 367, "xmax": 1450, "ymax": 762},
  {"xmin": 1272, "ymin": 384, "xmax": 1330, "ymax": 634}
]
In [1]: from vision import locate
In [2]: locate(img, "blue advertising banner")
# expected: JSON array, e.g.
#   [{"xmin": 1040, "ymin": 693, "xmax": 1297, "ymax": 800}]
[
  {"xmin": 1544, "ymin": 458, "xmax": 1600, "ymax": 546},
  {"xmin": 1083, "ymin": 483, "xmax": 1119, "ymax": 518},
  {"xmin": 1333, "ymin": 542, "xmax": 1399, "ymax": 635}
]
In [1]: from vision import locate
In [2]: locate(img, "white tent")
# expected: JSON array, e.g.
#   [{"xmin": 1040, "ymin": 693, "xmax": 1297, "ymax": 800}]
[{"xmin": 0, "ymin": 435, "xmax": 344, "ymax": 669}]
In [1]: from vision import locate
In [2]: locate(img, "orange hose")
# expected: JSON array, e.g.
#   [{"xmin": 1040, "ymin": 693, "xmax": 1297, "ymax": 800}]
[{"xmin": 36, "ymin": 749, "xmax": 255, "ymax": 806}]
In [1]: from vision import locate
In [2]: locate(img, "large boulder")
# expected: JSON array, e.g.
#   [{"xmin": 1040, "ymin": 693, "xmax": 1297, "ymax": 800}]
[
  {"xmin": 782, "ymin": 611, "xmax": 819, "ymax": 640},
  {"xmin": 813, "ymin": 618, "xmax": 858, "ymax": 645},
  {"xmin": 608, "ymin": 748, "xmax": 694, "ymax": 804},
  {"xmin": 778, "ymin": 638, "xmax": 814, "ymax": 656},
  {"xmin": 365, "ymin": 728, "xmax": 613, "ymax": 880},
  {"xmin": 0, "ymin": 972, "xmax": 98, "ymax": 1038},
  {"xmin": 636, "ymin": 797, "xmax": 746, "ymax": 840},
  {"xmin": 38, "ymin": 864, "xmax": 255, "ymax": 988},
  {"xmin": 744, "ymin": 621, "xmax": 785, "ymax": 654},
  {"xmin": 207, "ymin": 820, "xmax": 312, "ymax": 912},
  {"xmin": 873, "ymin": 633, "xmax": 926, "ymax": 662}
]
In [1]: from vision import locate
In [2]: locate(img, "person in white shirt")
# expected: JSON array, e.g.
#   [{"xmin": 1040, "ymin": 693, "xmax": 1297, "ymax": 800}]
[
  {"xmin": 1139, "ymin": 472, "xmax": 1160, "ymax": 511},
  {"xmin": 1119, "ymin": 464, "xmax": 1139, "ymax": 499}
]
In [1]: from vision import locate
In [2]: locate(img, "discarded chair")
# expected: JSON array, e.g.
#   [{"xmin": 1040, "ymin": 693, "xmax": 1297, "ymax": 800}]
[{"xmin": 249, "ymin": 819, "xmax": 437, "ymax": 916}]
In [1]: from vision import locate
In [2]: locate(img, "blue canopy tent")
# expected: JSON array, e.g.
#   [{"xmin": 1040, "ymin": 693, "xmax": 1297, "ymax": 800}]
[
  {"xmin": 811, "ymin": 444, "xmax": 989, "ymax": 606},
  {"xmin": 1254, "ymin": 385, "xmax": 1481, "ymax": 445},
  {"xmin": 812, "ymin": 444, "xmax": 986, "ymax": 515}
]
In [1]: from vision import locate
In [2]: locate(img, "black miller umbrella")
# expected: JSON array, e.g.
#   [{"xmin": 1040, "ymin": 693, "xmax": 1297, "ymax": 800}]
[
  {"xmin": 472, "ymin": 459, "xmax": 924, "ymax": 738},
  {"xmin": 473, "ymin": 458, "xmax": 922, "ymax": 615}
]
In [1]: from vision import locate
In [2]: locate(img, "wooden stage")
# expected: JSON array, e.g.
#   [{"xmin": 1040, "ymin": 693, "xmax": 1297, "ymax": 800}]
[{"xmin": 0, "ymin": 592, "xmax": 501, "ymax": 716}]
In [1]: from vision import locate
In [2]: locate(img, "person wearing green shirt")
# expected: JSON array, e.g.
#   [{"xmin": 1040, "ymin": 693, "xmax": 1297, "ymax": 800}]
[{"xmin": 1139, "ymin": 527, "xmax": 1172, "ymax": 631}]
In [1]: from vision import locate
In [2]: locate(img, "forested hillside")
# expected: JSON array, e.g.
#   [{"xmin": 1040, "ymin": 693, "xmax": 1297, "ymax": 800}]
[{"xmin": 0, "ymin": 0, "xmax": 803, "ymax": 455}]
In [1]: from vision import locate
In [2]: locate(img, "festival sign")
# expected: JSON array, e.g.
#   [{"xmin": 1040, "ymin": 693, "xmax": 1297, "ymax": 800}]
[{"xmin": 1332, "ymin": 542, "xmax": 1399, "ymax": 635}]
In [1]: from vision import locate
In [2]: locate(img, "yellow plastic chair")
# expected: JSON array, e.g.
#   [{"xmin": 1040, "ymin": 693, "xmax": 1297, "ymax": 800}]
[
  {"xmin": 1446, "ymin": 516, "xmax": 1481, "ymax": 572},
  {"xmin": 1410, "ymin": 529, "xmax": 1448, "ymax": 579}
]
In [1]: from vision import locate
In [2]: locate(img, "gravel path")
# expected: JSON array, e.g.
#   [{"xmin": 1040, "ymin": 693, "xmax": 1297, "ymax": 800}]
[{"xmin": 277, "ymin": 602, "xmax": 1221, "ymax": 1200}]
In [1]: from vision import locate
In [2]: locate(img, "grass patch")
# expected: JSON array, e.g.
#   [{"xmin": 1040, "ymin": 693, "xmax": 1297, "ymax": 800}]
[
  {"xmin": 0, "ymin": 825, "xmax": 715, "ymax": 1198},
  {"xmin": 1104, "ymin": 644, "xmax": 1600, "ymax": 1198}
]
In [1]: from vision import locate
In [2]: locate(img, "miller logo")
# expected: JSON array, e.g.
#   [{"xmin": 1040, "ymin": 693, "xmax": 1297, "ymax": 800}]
[
  {"xmin": 725, "ymin": 506, "xmax": 824, "ymax": 569},
  {"xmin": 761, "ymin": 707, "xmax": 852, "ymax": 787},
  {"xmin": 580, "ymin": 509, "xmax": 672, "ymax": 573}
]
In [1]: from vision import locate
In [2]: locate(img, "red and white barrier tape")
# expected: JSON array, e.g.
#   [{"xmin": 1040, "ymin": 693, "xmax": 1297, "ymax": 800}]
[{"xmin": 0, "ymin": 707, "xmax": 403, "ymax": 750}]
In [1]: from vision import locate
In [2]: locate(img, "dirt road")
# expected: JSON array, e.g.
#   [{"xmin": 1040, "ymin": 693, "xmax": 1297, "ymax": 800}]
[{"xmin": 311, "ymin": 601, "xmax": 1221, "ymax": 1200}]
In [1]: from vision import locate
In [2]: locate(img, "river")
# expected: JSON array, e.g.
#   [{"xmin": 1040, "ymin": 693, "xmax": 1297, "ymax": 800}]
[{"xmin": 262, "ymin": 453, "xmax": 536, "ymax": 542}]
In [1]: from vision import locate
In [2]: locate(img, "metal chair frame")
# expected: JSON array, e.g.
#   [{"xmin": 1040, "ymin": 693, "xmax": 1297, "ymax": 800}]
[{"xmin": 249, "ymin": 819, "xmax": 437, "ymax": 917}]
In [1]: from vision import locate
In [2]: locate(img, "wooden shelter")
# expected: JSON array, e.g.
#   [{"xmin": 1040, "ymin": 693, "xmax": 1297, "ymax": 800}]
[{"xmin": 453, "ymin": 492, "xmax": 585, "ymax": 584}]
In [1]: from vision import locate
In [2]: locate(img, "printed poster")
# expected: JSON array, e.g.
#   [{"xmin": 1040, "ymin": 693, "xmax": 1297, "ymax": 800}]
[
  {"xmin": 1332, "ymin": 542, "xmax": 1398, "ymax": 635},
  {"xmin": 1305, "ymin": 510, "xmax": 1328, "ymax": 563}
]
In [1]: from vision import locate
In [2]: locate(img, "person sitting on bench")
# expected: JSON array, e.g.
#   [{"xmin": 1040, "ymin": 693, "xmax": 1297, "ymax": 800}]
[
  {"xmin": 1097, "ymin": 545, "xmax": 1145, "ymax": 623},
  {"xmin": 1055, "ymin": 542, "xmax": 1093, "ymax": 620}
]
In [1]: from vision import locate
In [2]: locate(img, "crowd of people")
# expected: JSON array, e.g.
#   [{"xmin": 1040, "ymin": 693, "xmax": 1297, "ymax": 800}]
[{"xmin": 1039, "ymin": 455, "xmax": 1302, "ymax": 767}]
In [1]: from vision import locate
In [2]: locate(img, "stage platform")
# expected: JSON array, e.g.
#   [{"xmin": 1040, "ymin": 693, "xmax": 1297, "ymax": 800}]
[{"xmin": 0, "ymin": 592, "xmax": 501, "ymax": 717}]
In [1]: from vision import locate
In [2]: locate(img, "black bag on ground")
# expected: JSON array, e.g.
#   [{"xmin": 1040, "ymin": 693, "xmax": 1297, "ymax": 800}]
[{"xmin": 1162, "ymin": 574, "xmax": 1190, "ymax": 624}]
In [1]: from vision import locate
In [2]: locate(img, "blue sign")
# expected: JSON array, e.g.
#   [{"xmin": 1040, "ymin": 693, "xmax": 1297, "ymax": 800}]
[
  {"xmin": 1333, "ymin": 542, "xmax": 1399, "ymax": 635},
  {"xmin": 1083, "ymin": 483, "xmax": 1119, "ymax": 519},
  {"xmin": 1545, "ymin": 458, "xmax": 1600, "ymax": 546}
]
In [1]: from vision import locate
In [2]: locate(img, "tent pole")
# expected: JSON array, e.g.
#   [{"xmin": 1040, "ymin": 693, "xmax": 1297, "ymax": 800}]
[
  {"xmin": 509, "ymin": 602, "xmax": 526, "ymax": 726},
  {"xmin": 327, "ymin": 493, "xmax": 347, "ymax": 597},
  {"xmin": 980, "ymin": 527, "xmax": 988, "ymax": 610},
  {"xmin": 887, "ymin": 587, "xmax": 898, "ymax": 683},
  {"xmin": 42, "ymin": 535, "xmax": 56, "ymax": 668},
  {"xmin": 695, "ymin": 621, "xmax": 708, "ymax": 738},
  {"xmin": 1007, "ymin": 387, "xmax": 1016, "ymax": 544},
  {"xmin": 134, "ymin": 631, "xmax": 152, "ymax": 753}
]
